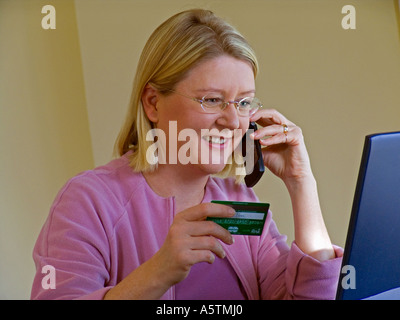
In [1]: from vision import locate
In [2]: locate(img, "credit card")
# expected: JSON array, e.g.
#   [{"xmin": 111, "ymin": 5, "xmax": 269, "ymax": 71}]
[{"xmin": 207, "ymin": 200, "xmax": 270, "ymax": 236}]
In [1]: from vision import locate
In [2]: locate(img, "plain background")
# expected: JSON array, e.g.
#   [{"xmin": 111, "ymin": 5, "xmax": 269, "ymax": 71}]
[{"xmin": 1, "ymin": 0, "xmax": 399, "ymax": 299}]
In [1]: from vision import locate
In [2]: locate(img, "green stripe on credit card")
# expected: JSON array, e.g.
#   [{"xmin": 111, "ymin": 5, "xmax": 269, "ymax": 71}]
[{"xmin": 207, "ymin": 200, "xmax": 270, "ymax": 236}]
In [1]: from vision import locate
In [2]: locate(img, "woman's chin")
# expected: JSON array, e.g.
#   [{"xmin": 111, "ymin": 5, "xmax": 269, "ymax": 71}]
[{"xmin": 196, "ymin": 161, "xmax": 228, "ymax": 175}]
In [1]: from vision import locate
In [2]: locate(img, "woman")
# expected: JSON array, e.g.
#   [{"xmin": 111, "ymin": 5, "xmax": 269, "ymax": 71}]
[{"xmin": 31, "ymin": 9, "xmax": 342, "ymax": 300}]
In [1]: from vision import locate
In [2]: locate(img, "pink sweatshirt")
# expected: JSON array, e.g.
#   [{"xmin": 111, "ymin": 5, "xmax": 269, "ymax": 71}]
[{"xmin": 31, "ymin": 153, "xmax": 343, "ymax": 300}]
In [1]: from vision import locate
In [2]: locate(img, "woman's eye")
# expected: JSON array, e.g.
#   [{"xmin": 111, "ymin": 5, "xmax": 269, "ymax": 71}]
[
  {"xmin": 204, "ymin": 97, "xmax": 223, "ymax": 106},
  {"xmin": 238, "ymin": 98, "xmax": 252, "ymax": 108}
]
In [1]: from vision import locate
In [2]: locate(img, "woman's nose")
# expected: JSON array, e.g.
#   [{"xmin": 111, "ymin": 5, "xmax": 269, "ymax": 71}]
[{"xmin": 216, "ymin": 103, "xmax": 240, "ymax": 129}]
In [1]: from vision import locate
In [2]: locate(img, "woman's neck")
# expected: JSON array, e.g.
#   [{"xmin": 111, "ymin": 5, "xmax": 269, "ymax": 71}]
[{"xmin": 142, "ymin": 164, "xmax": 209, "ymax": 213}]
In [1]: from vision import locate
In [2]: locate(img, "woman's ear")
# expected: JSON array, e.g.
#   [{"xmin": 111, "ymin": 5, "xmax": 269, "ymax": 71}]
[{"xmin": 141, "ymin": 84, "xmax": 159, "ymax": 124}]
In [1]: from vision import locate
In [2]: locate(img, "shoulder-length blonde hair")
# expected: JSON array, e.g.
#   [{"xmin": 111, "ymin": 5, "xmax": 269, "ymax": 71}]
[{"xmin": 114, "ymin": 9, "xmax": 258, "ymax": 180}]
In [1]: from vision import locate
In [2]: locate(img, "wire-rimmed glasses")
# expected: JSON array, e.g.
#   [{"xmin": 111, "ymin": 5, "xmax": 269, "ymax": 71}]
[{"xmin": 168, "ymin": 90, "xmax": 262, "ymax": 117}]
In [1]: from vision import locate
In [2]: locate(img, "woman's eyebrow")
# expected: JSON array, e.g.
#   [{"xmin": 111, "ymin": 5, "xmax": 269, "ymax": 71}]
[
  {"xmin": 239, "ymin": 89, "xmax": 256, "ymax": 96},
  {"xmin": 194, "ymin": 88, "xmax": 256, "ymax": 96}
]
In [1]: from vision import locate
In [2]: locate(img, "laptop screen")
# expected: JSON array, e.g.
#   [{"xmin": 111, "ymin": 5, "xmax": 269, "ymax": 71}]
[{"xmin": 336, "ymin": 132, "xmax": 400, "ymax": 300}]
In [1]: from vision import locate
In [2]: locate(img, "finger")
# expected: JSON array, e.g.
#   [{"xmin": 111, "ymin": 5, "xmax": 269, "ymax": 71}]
[
  {"xmin": 188, "ymin": 236, "xmax": 227, "ymax": 259},
  {"xmin": 250, "ymin": 108, "xmax": 291, "ymax": 126},
  {"xmin": 259, "ymin": 124, "xmax": 302, "ymax": 147},
  {"xmin": 188, "ymin": 220, "xmax": 234, "ymax": 245},
  {"xmin": 259, "ymin": 132, "xmax": 288, "ymax": 147},
  {"xmin": 187, "ymin": 249, "xmax": 217, "ymax": 265},
  {"xmin": 178, "ymin": 203, "xmax": 235, "ymax": 222},
  {"xmin": 251, "ymin": 124, "xmax": 289, "ymax": 140}
]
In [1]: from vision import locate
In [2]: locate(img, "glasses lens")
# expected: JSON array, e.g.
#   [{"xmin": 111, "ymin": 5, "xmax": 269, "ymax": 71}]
[
  {"xmin": 201, "ymin": 94, "xmax": 224, "ymax": 112},
  {"xmin": 201, "ymin": 94, "xmax": 262, "ymax": 116},
  {"xmin": 238, "ymin": 97, "xmax": 262, "ymax": 116}
]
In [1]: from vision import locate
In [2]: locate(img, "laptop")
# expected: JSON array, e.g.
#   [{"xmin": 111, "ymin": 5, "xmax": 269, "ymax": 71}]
[{"xmin": 336, "ymin": 131, "xmax": 400, "ymax": 300}]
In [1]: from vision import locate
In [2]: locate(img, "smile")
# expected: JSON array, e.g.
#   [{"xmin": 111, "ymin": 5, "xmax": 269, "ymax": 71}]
[{"xmin": 202, "ymin": 136, "xmax": 227, "ymax": 145}]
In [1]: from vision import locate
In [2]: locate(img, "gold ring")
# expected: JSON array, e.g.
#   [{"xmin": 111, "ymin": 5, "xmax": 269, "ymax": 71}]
[{"xmin": 282, "ymin": 124, "xmax": 289, "ymax": 135}]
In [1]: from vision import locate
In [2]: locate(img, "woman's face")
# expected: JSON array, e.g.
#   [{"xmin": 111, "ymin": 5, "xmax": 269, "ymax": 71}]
[{"xmin": 154, "ymin": 55, "xmax": 255, "ymax": 175}]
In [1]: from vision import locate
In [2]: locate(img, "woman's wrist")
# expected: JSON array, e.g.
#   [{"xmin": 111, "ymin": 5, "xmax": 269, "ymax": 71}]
[
  {"xmin": 283, "ymin": 171, "xmax": 317, "ymax": 196},
  {"xmin": 283, "ymin": 173, "xmax": 335, "ymax": 261},
  {"xmin": 104, "ymin": 255, "xmax": 172, "ymax": 300}
]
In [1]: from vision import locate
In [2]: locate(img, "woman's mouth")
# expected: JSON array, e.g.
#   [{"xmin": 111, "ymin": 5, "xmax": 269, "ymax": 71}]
[{"xmin": 202, "ymin": 136, "xmax": 227, "ymax": 145}]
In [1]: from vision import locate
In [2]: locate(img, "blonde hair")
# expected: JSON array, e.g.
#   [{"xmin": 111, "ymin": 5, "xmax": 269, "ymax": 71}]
[{"xmin": 114, "ymin": 9, "xmax": 258, "ymax": 180}]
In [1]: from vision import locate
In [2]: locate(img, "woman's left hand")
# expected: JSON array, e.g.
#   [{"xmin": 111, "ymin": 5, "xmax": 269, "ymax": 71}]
[
  {"xmin": 249, "ymin": 109, "xmax": 313, "ymax": 184},
  {"xmin": 250, "ymin": 109, "xmax": 336, "ymax": 262}
]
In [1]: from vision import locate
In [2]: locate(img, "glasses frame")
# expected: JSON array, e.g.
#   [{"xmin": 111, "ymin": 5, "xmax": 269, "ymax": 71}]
[{"xmin": 167, "ymin": 89, "xmax": 262, "ymax": 117}]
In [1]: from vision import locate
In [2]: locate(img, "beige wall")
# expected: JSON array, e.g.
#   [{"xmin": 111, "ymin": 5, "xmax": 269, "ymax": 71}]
[
  {"xmin": 1, "ymin": 0, "xmax": 399, "ymax": 299},
  {"xmin": 0, "ymin": 0, "xmax": 93, "ymax": 298}
]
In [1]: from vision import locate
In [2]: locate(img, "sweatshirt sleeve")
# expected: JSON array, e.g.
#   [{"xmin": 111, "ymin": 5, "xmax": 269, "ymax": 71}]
[
  {"xmin": 257, "ymin": 213, "xmax": 343, "ymax": 300},
  {"xmin": 30, "ymin": 173, "xmax": 118, "ymax": 300},
  {"xmin": 283, "ymin": 242, "xmax": 343, "ymax": 299}
]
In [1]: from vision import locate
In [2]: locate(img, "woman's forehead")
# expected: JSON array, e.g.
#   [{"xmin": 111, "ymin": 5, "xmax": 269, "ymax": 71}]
[{"xmin": 176, "ymin": 56, "xmax": 255, "ymax": 93}]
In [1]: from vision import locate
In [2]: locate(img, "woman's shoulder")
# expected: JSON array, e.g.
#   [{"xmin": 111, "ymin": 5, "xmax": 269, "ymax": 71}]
[{"xmin": 55, "ymin": 153, "xmax": 144, "ymax": 210}]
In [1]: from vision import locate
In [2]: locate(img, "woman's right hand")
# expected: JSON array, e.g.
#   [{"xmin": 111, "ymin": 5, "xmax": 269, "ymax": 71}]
[
  {"xmin": 105, "ymin": 202, "xmax": 235, "ymax": 300},
  {"xmin": 153, "ymin": 203, "xmax": 236, "ymax": 287}
]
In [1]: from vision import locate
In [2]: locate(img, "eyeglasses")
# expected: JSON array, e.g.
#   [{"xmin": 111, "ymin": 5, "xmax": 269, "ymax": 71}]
[{"xmin": 168, "ymin": 90, "xmax": 262, "ymax": 117}]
